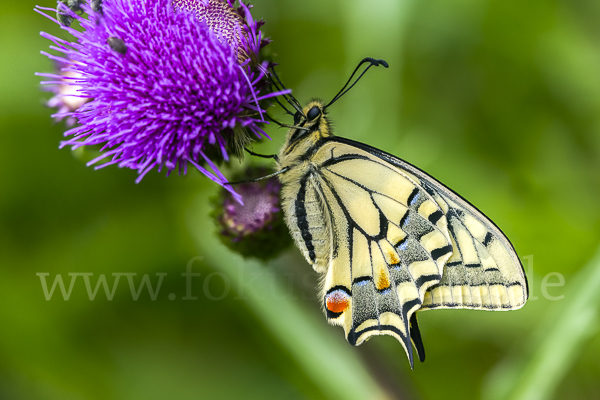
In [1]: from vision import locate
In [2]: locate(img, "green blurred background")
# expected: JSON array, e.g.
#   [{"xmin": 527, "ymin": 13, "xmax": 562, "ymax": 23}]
[{"xmin": 2, "ymin": 0, "xmax": 600, "ymax": 399}]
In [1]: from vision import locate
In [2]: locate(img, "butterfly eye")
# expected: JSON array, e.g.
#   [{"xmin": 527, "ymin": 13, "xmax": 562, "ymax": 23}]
[{"xmin": 307, "ymin": 106, "xmax": 321, "ymax": 121}]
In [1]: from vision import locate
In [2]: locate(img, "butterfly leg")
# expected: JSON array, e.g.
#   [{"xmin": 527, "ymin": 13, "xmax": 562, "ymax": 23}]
[
  {"xmin": 245, "ymin": 148, "xmax": 279, "ymax": 162},
  {"xmin": 225, "ymin": 167, "xmax": 290, "ymax": 185},
  {"xmin": 268, "ymin": 66, "xmax": 304, "ymax": 115},
  {"xmin": 264, "ymin": 113, "xmax": 310, "ymax": 133}
]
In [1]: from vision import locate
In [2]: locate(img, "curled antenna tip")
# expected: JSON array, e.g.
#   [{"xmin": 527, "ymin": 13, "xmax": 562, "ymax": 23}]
[{"xmin": 365, "ymin": 57, "xmax": 389, "ymax": 68}]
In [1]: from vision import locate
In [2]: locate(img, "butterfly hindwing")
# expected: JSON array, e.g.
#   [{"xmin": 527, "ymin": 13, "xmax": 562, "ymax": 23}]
[{"xmin": 305, "ymin": 141, "xmax": 454, "ymax": 366}]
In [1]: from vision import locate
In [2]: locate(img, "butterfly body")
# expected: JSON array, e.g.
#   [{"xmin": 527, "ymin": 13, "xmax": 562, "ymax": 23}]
[
  {"xmin": 277, "ymin": 101, "xmax": 334, "ymax": 273},
  {"xmin": 276, "ymin": 99, "xmax": 528, "ymax": 367}
]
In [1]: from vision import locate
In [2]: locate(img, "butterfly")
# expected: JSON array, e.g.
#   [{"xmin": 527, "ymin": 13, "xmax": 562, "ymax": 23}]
[{"xmin": 245, "ymin": 58, "xmax": 529, "ymax": 368}]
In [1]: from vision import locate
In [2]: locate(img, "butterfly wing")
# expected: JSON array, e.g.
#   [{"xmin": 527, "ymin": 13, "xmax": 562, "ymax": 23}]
[
  {"xmin": 420, "ymin": 194, "xmax": 529, "ymax": 311},
  {"xmin": 292, "ymin": 137, "xmax": 527, "ymax": 367},
  {"xmin": 327, "ymin": 137, "xmax": 529, "ymax": 312},
  {"xmin": 297, "ymin": 140, "xmax": 453, "ymax": 366}
]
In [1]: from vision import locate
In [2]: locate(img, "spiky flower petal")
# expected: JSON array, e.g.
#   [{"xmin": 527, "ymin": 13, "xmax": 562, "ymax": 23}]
[
  {"xmin": 44, "ymin": 61, "xmax": 89, "ymax": 127},
  {"xmin": 37, "ymin": 0, "xmax": 286, "ymax": 202}
]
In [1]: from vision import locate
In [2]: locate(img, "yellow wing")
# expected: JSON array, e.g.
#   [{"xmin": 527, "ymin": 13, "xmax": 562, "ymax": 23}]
[
  {"xmin": 328, "ymin": 138, "xmax": 529, "ymax": 312},
  {"xmin": 284, "ymin": 137, "xmax": 528, "ymax": 368},
  {"xmin": 307, "ymin": 141, "xmax": 453, "ymax": 367}
]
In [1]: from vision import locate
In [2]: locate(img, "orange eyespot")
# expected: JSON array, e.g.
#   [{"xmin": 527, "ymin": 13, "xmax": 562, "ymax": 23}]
[{"xmin": 326, "ymin": 290, "xmax": 350, "ymax": 314}]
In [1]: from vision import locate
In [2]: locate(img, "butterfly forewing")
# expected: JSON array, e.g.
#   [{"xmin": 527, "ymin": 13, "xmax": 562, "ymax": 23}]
[
  {"xmin": 420, "ymin": 194, "xmax": 528, "ymax": 310},
  {"xmin": 329, "ymin": 137, "xmax": 529, "ymax": 311}
]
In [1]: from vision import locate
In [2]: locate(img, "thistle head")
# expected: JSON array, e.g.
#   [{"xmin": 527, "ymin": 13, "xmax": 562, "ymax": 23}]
[
  {"xmin": 211, "ymin": 168, "xmax": 292, "ymax": 261},
  {"xmin": 37, "ymin": 0, "xmax": 287, "ymax": 203}
]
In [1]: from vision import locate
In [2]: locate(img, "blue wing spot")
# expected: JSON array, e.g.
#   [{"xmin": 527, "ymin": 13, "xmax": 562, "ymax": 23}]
[
  {"xmin": 409, "ymin": 190, "xmax": 420, "ymax": 206},
  {"xmin": 400, "ymin": 212, "xmax": 410, "ymax": 227}
]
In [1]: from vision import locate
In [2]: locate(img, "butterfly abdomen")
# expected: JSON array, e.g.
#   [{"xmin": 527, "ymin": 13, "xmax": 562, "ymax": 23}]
[
  {"xmin": 280, "ymin": 168, "xmax": 333, "ymax": 273},
  {"xmin": 294, "ymin": 178, "xmax": 317, "ymax": 263}
]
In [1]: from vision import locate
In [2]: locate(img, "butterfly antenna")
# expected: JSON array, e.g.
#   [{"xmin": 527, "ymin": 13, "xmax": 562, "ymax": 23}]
[
  {"xmin": 268, "ymin": 75, "xmax": 297, "ymax": 116},
  {"xmin": 269, "ymin": 65, "xmax": 305, "ymax": 116},
  {"xmin": 325, "ymin": 57, "xmax": 389, "ymax": 109},
  {"xmin": 269, "ymin": 65, "xmax": 300, "ymax": 107}
]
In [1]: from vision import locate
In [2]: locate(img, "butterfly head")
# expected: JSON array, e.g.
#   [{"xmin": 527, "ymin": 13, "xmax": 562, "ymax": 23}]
[
  {"xmin": 278, "ymin": 58, "xmax": 389, "ymax": 169},
  {"xmin": 279, "ymin": 99, "xmax": 332, "ymax": 161}
]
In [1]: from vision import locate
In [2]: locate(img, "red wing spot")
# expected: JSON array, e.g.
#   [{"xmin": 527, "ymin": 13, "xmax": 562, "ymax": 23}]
[{"xmin": 326, "ymin": 290, "xmax": 350, "ymax": 314}]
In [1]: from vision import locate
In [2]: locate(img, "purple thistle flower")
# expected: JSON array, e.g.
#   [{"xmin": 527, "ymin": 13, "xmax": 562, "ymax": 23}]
[
  {"xmin": 36, "ymin": 0, "xmax": 287, "ymax": 202},
  {"xmin": 173, "ymin": 0, "xmax": 268, "ymax": 63},
  {"xmin": 221, "ymin": 179, "xmax": 280, "ymax": 239},
  {"xmin": 44, "ymin": 61, "xmax": 90, "ymax": 127}
]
